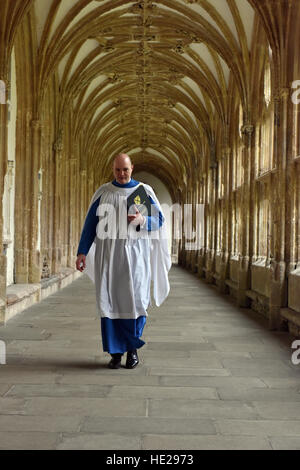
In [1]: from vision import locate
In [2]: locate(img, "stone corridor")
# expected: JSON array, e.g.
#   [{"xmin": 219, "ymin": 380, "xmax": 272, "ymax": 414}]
[{"xmin": 0, "ymin": 266, "xmax": 300, "ymax": 450}]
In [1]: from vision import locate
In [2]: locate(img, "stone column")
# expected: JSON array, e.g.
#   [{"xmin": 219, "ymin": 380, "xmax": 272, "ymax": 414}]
[
  {"xmin": 171, "ymin": 188, "xmax": 181, "ymax": 264},
  {"xmin": 206, "ymin": 157, "xmax": 217, "ymax": 284},
  {"xmin": 190, "ymin": 180, "xmax": 199, "ymax": 273},
  {"xmin": 218, "ymin": 147, "xmax": 231, "ymax": 294},
  {"xmin": 61, "ymin": 157, "xmax": 68, "ymax": 267},
  {"xmin": 177, "ymin": 186, "xmax": 186, "ymax": 266},
  {"xmin": 77, "ymin": 168, "xmax": 87, "ymax": 258},
  {"xmin": 79, "ymin": 169, "xmax": 87, "ymax": 226},
  {"xmin": 0, "ymin": 76, "xmax": 8, "ymax": 322},
  {"xmin": 28, "ymin": 119, "xmax": 42, "ymax": 283},
  {"xmin": 269, "ymin": 88, "xmax": 290, "ymax": 329},
  {"xmin": 52, "ymin": 131, "xmax": 63, "ymax": 273},
  {"xmin": 14, "ymin": 110, "xmax": 29, "ymax": 284},
  {"xmin": 41, "ymin": 124, "xmax": 52, "ymax": 279},
  {"xmin": 237, "ymin": 124, "xmax": 254, "ymax": 307},
  {"xmin": 67, "ymin": 157, "xmax": 77, "ymax": 267},
  {"xmin": 179, "ymin": 185, "xmax": 187, "ymax": 267},
  {"xmin": 185, "ymin": 187, "xmax": 192, "ymax": 269},
  {"xmin": 196, "ymin": 178, "xmax": 205, "ymax": 278},
  {"xmin": 88, "ymin": 170, "xmax": 95, "ymax": 201}
]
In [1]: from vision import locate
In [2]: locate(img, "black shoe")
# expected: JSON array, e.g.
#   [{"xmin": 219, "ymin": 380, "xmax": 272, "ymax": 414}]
[
  {"xmin": 126, "ymin": 349, "xmax": 139, "ymax": 369},
  {"xmin": 108, "ymin": 353, "xmax": 122, "ymax": 369}
]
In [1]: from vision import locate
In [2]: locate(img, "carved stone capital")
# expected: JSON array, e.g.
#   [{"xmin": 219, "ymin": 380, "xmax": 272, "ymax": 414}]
[
  {"xmin": 53, "ymin": 129, "xmax": 64, "ymax": 153},
  {"xmin": 31, "ymin": 119, "xmax": 41, "ymax": 130},
  {"xmin": 240, "ymin": 124, "xmax": 254, "ymax": 147},
  {"xmin": 240, "ymin": 124, "xmax": 254, "ymax": 136}
]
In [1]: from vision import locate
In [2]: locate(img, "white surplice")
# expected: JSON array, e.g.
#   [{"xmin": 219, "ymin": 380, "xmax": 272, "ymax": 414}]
[{"xmin": 84, "ymin": 181, "xmax": 171, "ymax": 319}]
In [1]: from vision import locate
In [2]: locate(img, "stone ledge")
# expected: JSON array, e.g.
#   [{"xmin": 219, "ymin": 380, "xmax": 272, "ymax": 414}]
[
  {"xmin": 280, "ymin": 307, "xmax": 300, "ymax": 337},
  {"xmin": 6, "ymin": 284, "xmax": 40, "ymax": 306},
  {"xmin": 40, "ymin": 268, "xmax": 81, "ymax": 300},
  {"xmin": 246, "ymin": 289, "xmax": 269, "ymax": 319},
  {"xmin": 288, "ymin": 268, "xmax": 300, "ymax": 312},
  {"xmin": 246, "ymin": 289, "xmax": 269, "ymax": 302},
  {"xmin": 40, "ymin": 274, "xmax": 60, "ymax": 289},
  {"xmin": 4, "ymin": 269, "xmax": 82, "ymax": 324},
  {"xmin": 225, "ymin": 279, "xmax": 238, "ymax": 290},
  {"xmin": 212, "ymin": 272, "xmax": 221, "ymax": 280},
  {"xmin": 225, "ymin": 279, "xmax": 238, "ymax": 300},
  {"xmin": 250, "ymin": 263, "xmax": 271, "ymax": 298},
  {"xmin": 251, "ymin": 258, "xmax": 269, "ymax": 267}
]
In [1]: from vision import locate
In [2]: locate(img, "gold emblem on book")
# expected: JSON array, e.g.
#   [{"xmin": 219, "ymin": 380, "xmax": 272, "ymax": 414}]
[{"xmin": 134, "ymin": 195, "xmax": 141, "ymax": 205}]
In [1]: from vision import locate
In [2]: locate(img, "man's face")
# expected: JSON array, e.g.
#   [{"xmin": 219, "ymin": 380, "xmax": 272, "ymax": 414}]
[{"xmin": 113, "ymin": 156, "xmax": 133, "ymax": 184}]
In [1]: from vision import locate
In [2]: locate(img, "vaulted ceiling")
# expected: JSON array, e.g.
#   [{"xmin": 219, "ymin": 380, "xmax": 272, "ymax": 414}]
[{"xmin": 20, "ymin": 1, "xmax": 259, "ymax": 181}]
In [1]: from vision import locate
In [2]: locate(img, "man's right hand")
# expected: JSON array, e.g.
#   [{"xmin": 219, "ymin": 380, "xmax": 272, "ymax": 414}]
[{"xmin": 76, "ymin": 254, "xmax": 86, "ymax": 272}]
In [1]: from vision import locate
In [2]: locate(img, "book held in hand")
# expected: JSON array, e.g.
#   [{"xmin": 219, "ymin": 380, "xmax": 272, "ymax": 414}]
[
  {"xmin": 127, "ymin": 185, "xmax": 152, "ymax": 232},
  {"xmin": 127, "ymin": 185, "xmax": 152, "ymax": 216}
]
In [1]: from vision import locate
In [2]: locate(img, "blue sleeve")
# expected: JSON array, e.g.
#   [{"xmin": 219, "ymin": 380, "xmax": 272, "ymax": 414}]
[
  {"xmin": 145, "ymin": 195, "xmax": 164, "ymax": 231},
  {"xmin": 77, "ymin": 196, "xmax": 101, "ymax": 256}
]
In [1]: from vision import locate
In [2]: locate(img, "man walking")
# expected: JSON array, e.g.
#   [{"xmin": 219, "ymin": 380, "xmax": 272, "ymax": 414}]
[{"xmin": 76, "ymin": 153, "xmax": 171, "ymax": 369}]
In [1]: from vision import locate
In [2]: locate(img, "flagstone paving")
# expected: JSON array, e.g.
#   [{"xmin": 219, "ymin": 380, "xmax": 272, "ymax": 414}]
[{"xmin": 0, "ymin": 265, "xmax": 299, "ymax": 450}]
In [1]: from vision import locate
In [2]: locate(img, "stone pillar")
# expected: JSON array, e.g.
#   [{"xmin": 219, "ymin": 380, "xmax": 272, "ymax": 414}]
[
  {"xmin": 218, "ymin": 147, "xmax": 231, "ymax": 294},
  {"xmin": 79, "ymin": 169, "xmax": 87, "ymax": 227},
  {"xmin": 61, "ymin": 157, "xmax": 68, "ymax": 267},
  {"xmin": 75, "ymin": 168, "xmax": 86, "ymax": 258},
  {"xmin": 237, "ymin": 124, "xmax": 254, "ymax": 307},
  {"xmin": 39, "ymin": 123, "xmax": 50, "ymax": 279},
  {"xmin": 177, "ymin": 186, "xmax": 185, "ymax": 266},
  {"xmin": 88, "ymin": 170, "xmax": 95, "ymax": 201},
  {"xmin": 196, "ymin": 178, "xmax": 205, "ymax": 279},
  {"xmin": 190, "ymin": 180, "xmax": 199, "ymax": 273},
  {"xmin": 14, "ymin": 112, "xmax": 28, "ymax": 284},
  {"xmin": 178, "ymin": 185, "xmax": 187, "ymax": 267},
  {"xmin": 185, "ymin": 187, "xmax": 192, "ymax": 269},
  {"xmin": 269, "ymin": 88, "xmax": 290, "ymax": 329},
  {"xmin": 52, "ymin": 131, "xmax": 63, "ymax": 273},
  {"xmin": 206, "ymin": 162, "xmax": 217, "ymax": 284},
  {"xmin": 171, "ymin": 189, "xmax": 181, "ymax": 264},
  {"xmin": 67, "ymin": 157, "xmax": 77, "ymax": 267},
  {"xmin": 0, "ymin": 75, "xmax": 8, "ymax": 322},
  {"xmin": 28, "ymin": 119, "xmax": 42, "ymax": 283}
]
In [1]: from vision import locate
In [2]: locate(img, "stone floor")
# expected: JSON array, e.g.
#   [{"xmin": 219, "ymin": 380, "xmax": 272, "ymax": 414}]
[{"xmin": 0, "ymin": 265, "xmax": 300, "ymax": 450}]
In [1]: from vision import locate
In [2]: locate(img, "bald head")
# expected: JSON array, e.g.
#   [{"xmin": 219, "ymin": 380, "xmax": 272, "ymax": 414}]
[
  {"xmin": 114, "ymin": 153, "xmax": 132, "ymax": 166},
  {"xmin": 113, "ymin": 153, "xmax": 134, "ymax": 184}
]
